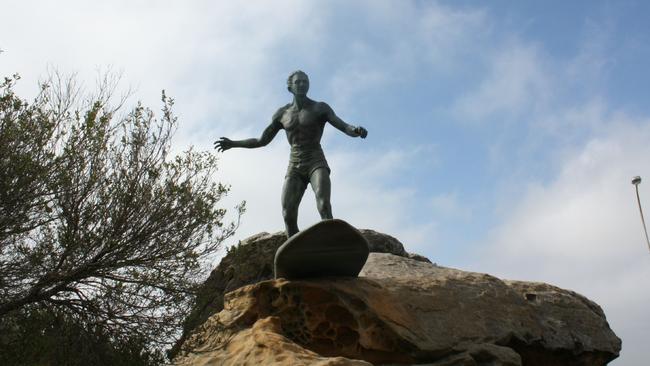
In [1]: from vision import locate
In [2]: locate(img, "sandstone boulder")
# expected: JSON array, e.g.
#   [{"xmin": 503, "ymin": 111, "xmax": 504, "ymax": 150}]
[
  {"xmin": 172, "ymin": 230, "xmax": 427, "ymax": 357},
  {"xmin": 174, "ymin": 253, "xmax": 620, "ymax": 365}
]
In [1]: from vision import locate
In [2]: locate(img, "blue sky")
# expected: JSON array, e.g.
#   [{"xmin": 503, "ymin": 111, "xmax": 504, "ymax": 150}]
[{"xmin": 1, "ymin": 1, "xmax": 648, "ymax": 364}]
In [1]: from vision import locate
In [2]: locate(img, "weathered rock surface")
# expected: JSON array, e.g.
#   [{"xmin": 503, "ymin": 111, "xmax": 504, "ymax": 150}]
[
  {"xmin": 172, "ymin": 230, "xmax": 427, "ymax": 356},
  {"xmin": 173, "ymin": 253, "xmax": 620, "ymax": 365}
]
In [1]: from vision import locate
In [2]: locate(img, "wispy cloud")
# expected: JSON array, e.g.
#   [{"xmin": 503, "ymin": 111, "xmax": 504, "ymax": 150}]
[
  {"xmin": 430, "ymin": 191, "xmax": 472, "ymax": 221},
  {"xmin": 472, "ymin": 119, "xmax": 650, "ymax": 364},
  {"xmin": 452, "ymin": 41, "xmax": 551, "ymax": 123}
]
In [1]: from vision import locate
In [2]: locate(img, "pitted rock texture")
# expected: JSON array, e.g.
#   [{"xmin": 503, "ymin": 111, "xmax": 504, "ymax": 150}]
[
  {"xmin": 172, "ymin": 229, "xmax": 428, "ymax": 357},
  {"xmin": 176, "ymin": 314, "xmax": 372, "ymax": 366},
  {"xmin": 174, "ymin": 253, "xmax": 620, "ymax": 366}
]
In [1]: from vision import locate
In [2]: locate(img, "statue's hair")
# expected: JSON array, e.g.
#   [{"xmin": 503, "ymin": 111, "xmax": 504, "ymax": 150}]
[{"xmin": 287, "ymin": 70, "xmax": 308, "ymax": 86}]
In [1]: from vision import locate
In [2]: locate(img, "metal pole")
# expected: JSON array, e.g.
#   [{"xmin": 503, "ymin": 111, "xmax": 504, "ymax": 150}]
[{"xmin": 632, "ymin": 176, "xmax": 650, "ymax": 252}]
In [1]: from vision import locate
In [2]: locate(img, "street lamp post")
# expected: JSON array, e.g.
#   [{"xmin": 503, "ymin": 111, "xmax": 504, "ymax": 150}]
[{"xmin": 632, "ymin": 176, "xmax": 650, "ymax": 252}]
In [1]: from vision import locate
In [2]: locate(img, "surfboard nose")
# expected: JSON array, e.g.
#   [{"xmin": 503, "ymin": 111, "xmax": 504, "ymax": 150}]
[{"xmin": 274, "ymin": 219, "xmax": 370, "ymax": 280}]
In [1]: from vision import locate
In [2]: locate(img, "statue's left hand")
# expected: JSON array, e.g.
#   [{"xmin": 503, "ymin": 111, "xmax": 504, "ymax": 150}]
[{"xmin": 354, "ymin": 126, "xmax": 368, "ymax": 139}]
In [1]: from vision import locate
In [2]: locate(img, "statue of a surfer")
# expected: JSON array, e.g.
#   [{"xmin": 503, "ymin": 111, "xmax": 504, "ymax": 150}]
[{"xmin": 215, "ymin": 70, "xmax": 367, "ymax": 237}]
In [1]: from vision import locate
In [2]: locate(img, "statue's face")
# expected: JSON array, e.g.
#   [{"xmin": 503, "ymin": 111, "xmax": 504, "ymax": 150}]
[{"xmin": 289, "ymin": 73, "xmax": 309, "ymax": 96}]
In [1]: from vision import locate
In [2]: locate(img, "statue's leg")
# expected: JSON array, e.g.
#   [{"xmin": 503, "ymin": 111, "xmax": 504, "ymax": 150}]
[
  {"xmin": 310, "ymin": 167, "xmax": 333, "ymax": 220},
  {"xmin": 281, "ymin": 175, "xmax": 307, "ymax": 237}
]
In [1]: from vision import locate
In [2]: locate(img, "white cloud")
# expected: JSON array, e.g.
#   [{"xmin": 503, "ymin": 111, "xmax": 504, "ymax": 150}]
[
  {"xmin": 531, "ymin": 99, "xmax": 608, "ymax": 143},
  {"xmin": 340, "ymin": 0, "xmax": 489, "ymax": 73},
  {"xmin": 430, "ymin": 191, "xmax": 472, "ymax": 220},
  {"xmin": 565, "ymin": 17, "xmax": 615, "ymax": 86},
  {"xmin": 452, "ymin": 41, "xmax": 551, "ymax": 123},
  {"xmin": 414, "ymin": 2, "xmax": 489, "ymax": 70},
  {"xmin": 1, "ymin": 1, "xmax": 328, "ymax": 127},
  {"xmin": 328, "ymin": 144, "xmax": 440, "ymax": 249},
  {"xmin": 471, "ymin": 120, "xmax": 650, "ymax": 365}
]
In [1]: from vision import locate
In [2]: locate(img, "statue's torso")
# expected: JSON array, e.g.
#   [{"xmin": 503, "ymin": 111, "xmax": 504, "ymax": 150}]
[{"xmin": 279, "ymin": 101, "xmax": 326, "ymax": 146}]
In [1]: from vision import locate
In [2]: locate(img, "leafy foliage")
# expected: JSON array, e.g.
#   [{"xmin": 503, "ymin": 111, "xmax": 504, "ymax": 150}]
[
  {"xmin": 0, "ymin": 73, "xmax": 242, "ymax": 360},
  {"xmin": 0, "ymin": 305, "xmax": 164, "ymax": 366}
]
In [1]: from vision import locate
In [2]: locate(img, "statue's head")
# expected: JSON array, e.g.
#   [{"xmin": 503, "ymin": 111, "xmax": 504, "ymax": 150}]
[{"xmin": 287, "ymin": 70, "xmax": 309, "ymax": 96}]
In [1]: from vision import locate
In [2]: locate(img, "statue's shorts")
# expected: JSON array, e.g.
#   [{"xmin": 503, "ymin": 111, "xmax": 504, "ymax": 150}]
[{"xmin": 286, "ymin": 144, "xmax": 330, "ymax": 184}]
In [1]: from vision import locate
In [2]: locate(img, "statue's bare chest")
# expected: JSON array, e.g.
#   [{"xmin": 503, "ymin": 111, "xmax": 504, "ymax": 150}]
[{"xmin": 280, "ymin": 107, "xmax": 324, "ymax": 132}]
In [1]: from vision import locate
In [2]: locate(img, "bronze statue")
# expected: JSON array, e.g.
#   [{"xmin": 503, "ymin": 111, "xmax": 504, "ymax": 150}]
[{"xmin": 215, "ymin": 71, "xmax": 367, "ymax": 237}]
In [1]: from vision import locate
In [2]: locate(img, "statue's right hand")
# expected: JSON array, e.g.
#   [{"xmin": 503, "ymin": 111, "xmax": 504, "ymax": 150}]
[{"xmin": 214, "ymin": 137, "xmax": 234, "ymax": 152}]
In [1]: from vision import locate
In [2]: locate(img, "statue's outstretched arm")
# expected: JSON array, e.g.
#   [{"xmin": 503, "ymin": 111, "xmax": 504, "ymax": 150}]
[
  {"xmin": 214, "ymin": 120, "xmax": 282, "ymax": 151},
  {"xmin": 323, "ymin": 103, "xmax": 367, "ymax": 139}
]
